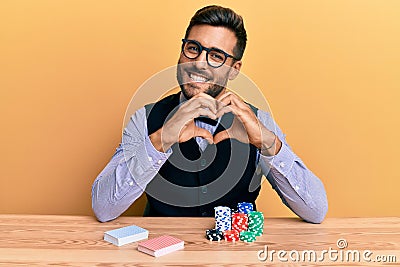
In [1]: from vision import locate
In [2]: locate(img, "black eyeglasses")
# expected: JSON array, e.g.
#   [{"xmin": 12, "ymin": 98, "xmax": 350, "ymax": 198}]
[{"xmin": 181, "ymin": 39, "xmax": 239, "ymax": 68}]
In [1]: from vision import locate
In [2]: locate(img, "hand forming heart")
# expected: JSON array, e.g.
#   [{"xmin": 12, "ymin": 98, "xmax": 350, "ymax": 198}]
[{"xmin": 149, "ymin": 91, "xmax": 281, "ymax": 156}]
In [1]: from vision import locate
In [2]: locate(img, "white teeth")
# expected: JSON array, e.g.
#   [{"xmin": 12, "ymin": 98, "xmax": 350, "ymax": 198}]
[{"xmin": 189, "ymin": 73, "xmax": 208, "ymax": 82}]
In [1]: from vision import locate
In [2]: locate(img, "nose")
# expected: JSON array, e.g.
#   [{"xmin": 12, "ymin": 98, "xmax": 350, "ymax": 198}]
[{"xmin": 193, "ymin": 50, "xmax": 208, "ymax": 69}]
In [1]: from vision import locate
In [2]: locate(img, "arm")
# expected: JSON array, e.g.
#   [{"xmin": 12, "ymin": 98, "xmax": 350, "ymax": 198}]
[
  {"xmin": 91, "ymin": 107, "xmax": 172, "ymax": 222},
  {"xmin": 257, "ymin": 110, "xmax": 328, "ymax": 223},
  {"xmin": 92, "ymin": 93, "xmax": 223, "ymax": 222},
  {"xmin": 213, "ymin": 91, "xmax": 327, "ymax": 223}
]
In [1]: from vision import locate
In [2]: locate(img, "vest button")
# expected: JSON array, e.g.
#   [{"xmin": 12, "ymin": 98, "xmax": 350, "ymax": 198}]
[
  {"xmin": 201, "ymin": 186, "xmax": 207, "ymax": 193},
  {"xmin": 200, "ymin": 158, "xmax": 207, "ymax": 167}
]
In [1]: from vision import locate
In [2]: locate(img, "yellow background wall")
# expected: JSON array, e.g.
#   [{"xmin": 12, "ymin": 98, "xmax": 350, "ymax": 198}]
[{"xmin": 1, "ymin": 0, "xmax": 399, "ymax": 218}]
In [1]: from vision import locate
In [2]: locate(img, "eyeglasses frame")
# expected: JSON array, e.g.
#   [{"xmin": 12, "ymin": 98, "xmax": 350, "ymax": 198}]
[{"xmin": 181, "ymin": 38, "xmax": 240, "ymax": 68}]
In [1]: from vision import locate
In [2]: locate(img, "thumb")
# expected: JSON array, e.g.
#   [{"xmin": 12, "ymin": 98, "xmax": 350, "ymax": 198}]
[
  {"xmin": 213, "ymin": 129, "xmax": 231, "ymax": 144},
  {"xmin": 194, "ymin": 127, "xmax": 214, "ymax": 144}
]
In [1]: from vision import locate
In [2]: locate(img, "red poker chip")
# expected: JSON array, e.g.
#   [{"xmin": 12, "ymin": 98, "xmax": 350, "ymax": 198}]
[
  {"xmin": 231, "ymin": 213, "xmax": 248, "ymax": 233},
  {"xmin": 223, "ymin": 230, "xmax": 239, "ymax": 242}
]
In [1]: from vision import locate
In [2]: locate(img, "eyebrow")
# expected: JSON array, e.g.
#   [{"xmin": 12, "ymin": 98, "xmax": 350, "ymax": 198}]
[
  {"xmin": 191, "ymin": 39, "xmax": 229, "ymax": 53},
  {"xmin": 210, "ymin": 46, "xmax": 225, "ymax": 52}
]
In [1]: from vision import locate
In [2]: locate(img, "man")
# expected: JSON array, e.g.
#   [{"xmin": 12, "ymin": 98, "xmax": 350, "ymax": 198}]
[{"xmin": 91, "ymin": 5, "xmax": 328, "ymax": 223}]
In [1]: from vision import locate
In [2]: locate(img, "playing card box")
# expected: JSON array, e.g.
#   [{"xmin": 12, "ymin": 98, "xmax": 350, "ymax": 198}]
[
  {"xmin": 138, "ymin": 235, "xmax": 184, "ymax": 257},
  {"xmin": 104, "ymin": 225, "xmax": 148, "ymax": 246}
]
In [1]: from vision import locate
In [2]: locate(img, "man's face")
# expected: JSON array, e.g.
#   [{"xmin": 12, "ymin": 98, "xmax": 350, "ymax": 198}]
[{"xmin": 177, "ymin": 25, "xmax": 242, "ymax": 99}]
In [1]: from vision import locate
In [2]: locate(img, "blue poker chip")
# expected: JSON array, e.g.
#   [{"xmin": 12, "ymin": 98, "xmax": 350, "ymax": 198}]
[{"xmin": 237, "ymin": 202, "xmax": 254, "ymax": 214}]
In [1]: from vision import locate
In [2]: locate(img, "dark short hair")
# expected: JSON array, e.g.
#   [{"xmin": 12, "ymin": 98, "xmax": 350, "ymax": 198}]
[{"xmin": 184, "ymin": 5, "xmax": 247, "ymax": 60}]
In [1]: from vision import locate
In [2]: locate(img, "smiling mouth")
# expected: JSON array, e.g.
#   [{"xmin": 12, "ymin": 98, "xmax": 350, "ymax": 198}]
[{"xmin": 189, "ymin": 73, "xmax": 210, "ymax": 83}]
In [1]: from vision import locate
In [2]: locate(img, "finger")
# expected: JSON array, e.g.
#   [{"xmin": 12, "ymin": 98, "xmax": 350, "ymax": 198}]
[
  {"xmin": 194, "ymin": 108, "xmax": 218, "ymax": 120},
  {"xmin": 219, "ymin": 93, "xmax": 245, "ymax": 108},
  {"xmin": 217, "ymin": 92, "xmax": 247, "ymax": 109},
  {"xmin": 215, "ymin": 105, "xmax": 241, "ymax": 118},
  {"xmin": 187, "ymin": 97, "xmax": 219, "ymax": 114},
  {"xmin": 213, "ymin": 130, "xmax": 231, "ymax": 144},
  {"xmin": 194, "ymin": 127, "xmax": 214, "ymax": 144},
  {"xmin": 215, "ymin": 91, "xmax": 230, "ymax": 101},
  {"xmin": 192, "ymin": 92, "xmax": 218, "ymax": 108},
  {"xmin": 193, "ymin": 92, "xmax": 217, "ymax": 100}
]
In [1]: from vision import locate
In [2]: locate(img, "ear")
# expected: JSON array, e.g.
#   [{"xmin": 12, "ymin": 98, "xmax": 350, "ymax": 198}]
[{"xmin": 228, "ymin": 60, "xmax": 242, "ymax": 80}]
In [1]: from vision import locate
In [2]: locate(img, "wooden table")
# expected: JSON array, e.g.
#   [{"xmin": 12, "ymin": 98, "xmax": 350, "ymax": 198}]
[{"xmin": 0, "ymin": 215, "xmax": 399, "ymax": 266}]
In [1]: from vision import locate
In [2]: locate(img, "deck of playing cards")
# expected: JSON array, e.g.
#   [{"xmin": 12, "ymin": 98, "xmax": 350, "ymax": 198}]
[
  {"xmin": 104, "ymin": 225, "xmax": 148, "ymax": 246},
  {"xmin": 137, "ymin": 235, "xmax": 184, "ymax": 257}
]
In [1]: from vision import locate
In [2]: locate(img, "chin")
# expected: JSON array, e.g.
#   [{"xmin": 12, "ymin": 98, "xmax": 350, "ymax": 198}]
[
  {"xmin": 180, "ymin": 84, "xmax": 201, "ymax": 99},
  {"xmin": 180, "ymin": 83, "xmax": 225, "ymax": 99}
]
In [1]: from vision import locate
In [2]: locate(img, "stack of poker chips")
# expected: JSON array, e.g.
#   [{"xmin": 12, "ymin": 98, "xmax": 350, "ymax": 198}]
[
  {"xmin": 237, "ymin": 202, "xmax": 254, "ymax": 214},
  {"xmin": 205, "ymin": 229, "xmax": 224, "ymax": 242},
  {"xmin": 231, "ymin": 212, "xmax": 248, "ymax": 233},
  {"xmin": 205, "ymin": 202, "xmax": 264, "ymax": 243},
  {"xmin": 223, "ymin": 230, "xmax": 240, "ymax": 242},
  {"xmin": 239, "ymin": 231, "xmax": 257, "ymax": 242},
  {"xmin": 248, "ymin": 211, "xmax": 264, "ymax": 237},
  {"xmin": 214, "ymin": 206, "xmax": 232, "ymax": 231}
]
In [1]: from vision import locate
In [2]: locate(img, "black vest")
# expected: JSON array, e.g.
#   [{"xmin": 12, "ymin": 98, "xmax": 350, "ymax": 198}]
[{"xmin": 144, "ymin": 93, "xmax": 262, "ymax": 216}]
